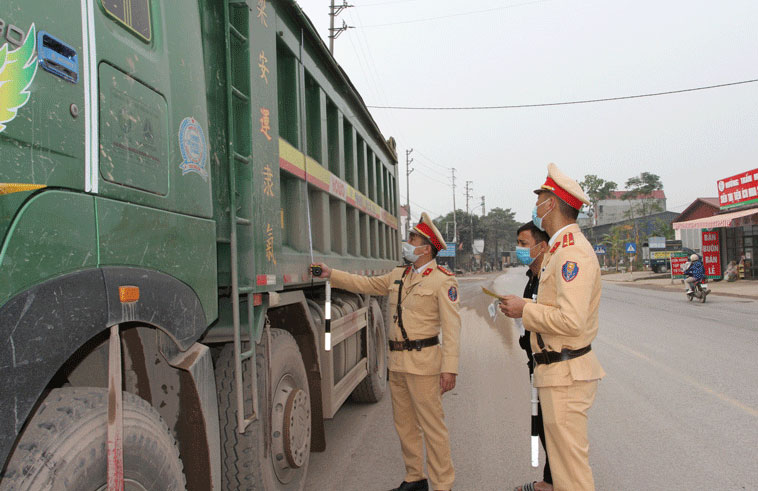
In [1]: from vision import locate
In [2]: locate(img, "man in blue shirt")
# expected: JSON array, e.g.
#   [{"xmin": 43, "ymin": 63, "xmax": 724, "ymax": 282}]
[{"xmin": 684, "ymin": 254, "xmax": 705, "ymax": 293}]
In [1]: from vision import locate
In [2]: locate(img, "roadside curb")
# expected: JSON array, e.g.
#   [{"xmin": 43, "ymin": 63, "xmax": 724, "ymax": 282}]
[{"xmin": 610, "ymin": 281, "xmax": 758, "ymax": 300}]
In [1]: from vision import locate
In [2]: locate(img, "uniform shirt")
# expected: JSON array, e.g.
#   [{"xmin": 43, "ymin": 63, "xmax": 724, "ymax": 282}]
[
  {"xmin": 522, "ymin": 224, "xmax": 605, "ymax": 388},
  {"xmin": 684, "ymin": 260, "xmax": 705, "ymax": 280},
  {"xmin": 330, "ymin": 260, "xmax": 461, "ymax": 376},
  {"xmin": 518, "ymin": 269, "xmax": 539, "ymax": 373}
]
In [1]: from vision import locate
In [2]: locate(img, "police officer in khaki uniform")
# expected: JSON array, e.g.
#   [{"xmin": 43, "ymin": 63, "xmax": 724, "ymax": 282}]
[
  {"xmin": 312, "ymin": 212, "xmax": 461, "ymax": 491},
  {"xmin": 501, "ymin": 164, "xmax": 605, "ymax": 491}
]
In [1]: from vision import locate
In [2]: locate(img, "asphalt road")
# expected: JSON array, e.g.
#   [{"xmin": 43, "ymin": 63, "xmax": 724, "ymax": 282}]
[{"xmin": 305, "ymin": 268, "xmax": 758, "ymax": 490}]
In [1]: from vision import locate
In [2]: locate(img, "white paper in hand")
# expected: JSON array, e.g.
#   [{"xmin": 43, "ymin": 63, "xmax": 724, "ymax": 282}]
[{"xmin": 487, "ymin": 301, "xmax": 498, "ymax": 320}]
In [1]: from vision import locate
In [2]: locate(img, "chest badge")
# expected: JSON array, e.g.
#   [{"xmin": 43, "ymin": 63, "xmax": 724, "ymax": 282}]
[
  {"xmin": 562, "ymin": 261, "xmax": 579, "ymax": 282},
  {"xmin": 448, "ymin": 286, "xmax": 458, "ymax": 301}
]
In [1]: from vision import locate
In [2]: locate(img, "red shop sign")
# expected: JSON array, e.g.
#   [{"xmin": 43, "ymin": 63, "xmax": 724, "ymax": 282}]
[
  {"xmin": 717, "ymin": 168, "xmax": 758, "ymax": 209},
  {"xmin": 701, "ymin": 230, "xmax": 722, "ymax": 279}
]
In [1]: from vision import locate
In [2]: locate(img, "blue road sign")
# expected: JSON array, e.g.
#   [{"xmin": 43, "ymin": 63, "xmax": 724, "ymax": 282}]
[
  {"xmin": 438, "ymin": 242, "xmax": 457, "ymax": 258},
  {"xmin": 625, "ymin": 242, "xmax": 637, "ymax": 254},
  {"xmin": 594, "ymin": 245, "xmax": 607, "ymax": 255}
]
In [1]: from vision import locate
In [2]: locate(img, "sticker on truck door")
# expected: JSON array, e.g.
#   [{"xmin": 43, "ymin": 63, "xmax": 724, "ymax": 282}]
[
  {"xmin": 178, "ymin": 117, "xmax": 208, "ymax": 180},
  {"xmin": 0, "ymin": 24, "xmax": 38, "ymax": 133}
]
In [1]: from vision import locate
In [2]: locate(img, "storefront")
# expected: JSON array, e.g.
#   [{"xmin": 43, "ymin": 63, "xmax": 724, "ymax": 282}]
[{"xmin": 672, "ymin": 168, "xmax": 758, "ymax": 280}]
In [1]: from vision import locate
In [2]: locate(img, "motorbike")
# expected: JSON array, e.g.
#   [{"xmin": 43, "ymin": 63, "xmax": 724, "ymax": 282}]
[{"xmin": 686, "ymin": 278, "xmax": 709, "ymax": 303}]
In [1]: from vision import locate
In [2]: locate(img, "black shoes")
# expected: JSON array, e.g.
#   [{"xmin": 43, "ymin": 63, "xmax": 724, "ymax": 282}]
[{"xmin": 390, "ymin": 479, "xmax": 429, "ymax": 491}]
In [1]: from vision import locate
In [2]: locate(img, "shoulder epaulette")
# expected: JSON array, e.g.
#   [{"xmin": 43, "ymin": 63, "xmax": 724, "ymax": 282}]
[
  {"xmin": 550, "ymin": 242, "xmax": 561, "ymax": 253},
  {"xmin": 403, "ymin": 265, "xmax": 412, "ymax": 275},
  {"xmin": 437, "ymin": 265, "xmax": 454, "ymax": 276},
  {"xmin": 561, "ymin": 232, "xmax": 575, "ymax": 248}
]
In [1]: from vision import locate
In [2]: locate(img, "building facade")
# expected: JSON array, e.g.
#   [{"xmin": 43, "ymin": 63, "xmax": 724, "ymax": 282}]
[{"xmin": 595, "ymin": 190, "xmax": 667, "ymax": 225}]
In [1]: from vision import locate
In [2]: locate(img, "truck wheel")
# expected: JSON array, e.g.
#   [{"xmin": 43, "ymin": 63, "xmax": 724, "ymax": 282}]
[
  {"xmin": 215, "ymin": 329, "xmax": 310, "ymax": 491},
  {"xmin": 0, "ymin": 387, "xmax": 185, "ymax": 491},
  {"xmin": 351, "ymin": 298, "xmax": 388, "ymax": 403}
]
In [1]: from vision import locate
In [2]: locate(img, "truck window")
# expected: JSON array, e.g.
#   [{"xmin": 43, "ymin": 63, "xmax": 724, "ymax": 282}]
[{"xmin": 101, "ymin": 0, "xmax": 152, "ymax": 42}]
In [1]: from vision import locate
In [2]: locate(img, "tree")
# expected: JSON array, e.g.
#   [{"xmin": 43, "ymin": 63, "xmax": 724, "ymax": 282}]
[
  {"xmin": 479, "ymin": 207, "xmax": 519, "ymax": 266},
  {"xmin": 650, "ymin": 218, "xmax": 675, "ymax": 240},
  {"xmin": 623, "ymin": 172, "xmax": 663, "ymax": 217},
  {"xmin": 579, "ymin": 175, "xmax": 618, "ymax": 226},
  {"xmin": 602, "ymin": 224, "xmax": 633, "ymax": 271},
  {"xmin": 622, "ymin": 172, "xmax": 664, "ymax": 247}
]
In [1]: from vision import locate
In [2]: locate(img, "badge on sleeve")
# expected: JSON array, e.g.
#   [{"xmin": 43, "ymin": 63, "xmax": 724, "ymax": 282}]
[
  {"xmin": 562, "ymin": 261, "xmax": 579, "ymax": 282},
  {"xmin": 448, "ymin": 286, "xmax": 458, "ymax": 301}
]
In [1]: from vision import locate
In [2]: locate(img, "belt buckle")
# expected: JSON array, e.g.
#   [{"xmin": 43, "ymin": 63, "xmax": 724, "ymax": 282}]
[
  {"xmin": 414, "ymin": 340, "xmax": 423, "ymax": 351},
  {"xmin": 560, "ymin": 348, "xmax": 571, "ymax": 362}
]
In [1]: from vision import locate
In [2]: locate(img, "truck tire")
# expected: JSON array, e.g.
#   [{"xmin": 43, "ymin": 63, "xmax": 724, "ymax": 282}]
[
  {"xmin": 0, "ymin": 387, "xmax": 185, "ymax": 491},
  {"xmin": 351, "ymin": 298, "xmax": 388, "ymax": 403},
  {"xmin": 215, "ymin": 329, "xmax": 310, "ymax": 491}
]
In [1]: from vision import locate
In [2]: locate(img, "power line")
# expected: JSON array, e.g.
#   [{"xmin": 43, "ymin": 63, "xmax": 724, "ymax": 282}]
[
  {"xmin": 359, "ymin": 0, "xmax": 426, "ymax": 7},
  {"xmin": 357, "ymin": 0, "xmax": 551, "ymax": 28},
  {"xmin": 367, "ymin": 78, "xmax": 758, "ymax": 110},
  {"xmin": 415, "ymin": 150, "xmax": 451, "ymax": 170}
]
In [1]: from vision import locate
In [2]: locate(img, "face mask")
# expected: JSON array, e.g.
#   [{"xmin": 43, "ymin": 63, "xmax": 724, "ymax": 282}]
[
  {"xmin": 531, "ymin": 199, "xmax": 552, "ymax": 231},
  {"xmin": 402, "ymin": 242, "xmax": 421, "ymax": 263},
  {"xmin": 516, "ymin": 244, "xmax": 543, "ymax": 265}
]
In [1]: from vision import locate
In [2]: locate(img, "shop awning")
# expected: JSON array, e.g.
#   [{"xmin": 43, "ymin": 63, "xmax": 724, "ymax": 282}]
[{"xmin": 673, "ymin": 207, "xmax": 758, "ymax": 230}]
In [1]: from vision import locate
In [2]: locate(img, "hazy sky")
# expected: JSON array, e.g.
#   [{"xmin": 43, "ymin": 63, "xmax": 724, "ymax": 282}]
[{"xmin": 295, "ymin": 0, "xmax": 758, "ymax": 224}]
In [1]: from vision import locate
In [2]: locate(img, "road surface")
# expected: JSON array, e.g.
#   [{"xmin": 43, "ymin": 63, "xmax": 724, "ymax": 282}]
[{"xmin": 306, "ymin": 268, "xmax": 758, "ymax": 490}]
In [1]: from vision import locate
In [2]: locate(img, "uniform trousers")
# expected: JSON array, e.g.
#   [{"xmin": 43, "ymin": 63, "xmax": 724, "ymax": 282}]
[
  {"xmin": 539, "ymin": 379, "xmax": 598, "ymax": 491},
  {"xmin": 389, "ymin": 370, "xmax": 454, "ymax": 490}
]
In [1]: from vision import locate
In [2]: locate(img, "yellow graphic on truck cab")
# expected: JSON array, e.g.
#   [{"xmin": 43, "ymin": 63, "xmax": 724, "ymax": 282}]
[{"xmin": 0, "ymin": 24, "xmax": 37, "ymax": 133}]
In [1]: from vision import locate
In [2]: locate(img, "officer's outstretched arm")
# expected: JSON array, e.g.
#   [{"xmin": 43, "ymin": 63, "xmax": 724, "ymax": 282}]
[{"xmin": 329, "ymin": 269, "xmax": 394, "ymax": 296}]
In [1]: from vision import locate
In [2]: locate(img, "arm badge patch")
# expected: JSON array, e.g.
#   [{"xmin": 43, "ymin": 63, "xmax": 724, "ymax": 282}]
[
  {"xmin": 448, "ymin": 286, "xmax": 458, "ymax": 301},
  {"xmin": 562, "ymin": 261, "xmax": 579, "ymax": 282}
]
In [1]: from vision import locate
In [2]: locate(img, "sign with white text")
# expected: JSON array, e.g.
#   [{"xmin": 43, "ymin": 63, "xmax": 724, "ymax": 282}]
[
  {"xmin": 670, "ymin": 253, "xmax": 689, "ymax": 279},
  {"xmin": 717, "ymin": 168, "xmax": 758, "ymax": 209},
  {"xmin": 701, "ymin": 230, "xmax": 722, "ymax": 279}
]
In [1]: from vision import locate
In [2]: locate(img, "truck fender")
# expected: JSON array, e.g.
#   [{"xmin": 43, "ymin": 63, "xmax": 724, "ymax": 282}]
[{"xmin": 0, "ymin": 267, "xmax": 209, "ymax": 474}]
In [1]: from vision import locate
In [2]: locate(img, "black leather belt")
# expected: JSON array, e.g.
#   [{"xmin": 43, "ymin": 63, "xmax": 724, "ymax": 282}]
[
  {"xmin": 389, "ymin": 336, "xmax": 439, "ymax": 351},
  {"xmin": 533, "ymin": 345, "xmax": 592, "ymax": 365}
]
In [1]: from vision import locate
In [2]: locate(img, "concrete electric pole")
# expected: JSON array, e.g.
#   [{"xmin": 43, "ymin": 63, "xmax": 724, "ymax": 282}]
[
  {"xmin": 465, "ymin": 181, "xmax": 473, "ymax": 253},
  {"xmin": 481, "ymin": 195, "xmax": 485, "ymax": 216},
  {"xmin": 328, "ymin": 1, "xmax": 353, "ymax": 54},
  {"xmin": 451, "ymin": 168, "xmax": 457, "ymax": 244},
  {"xmin": 405, "ymin": 149, "xmax": 414, "ymax": 239}
]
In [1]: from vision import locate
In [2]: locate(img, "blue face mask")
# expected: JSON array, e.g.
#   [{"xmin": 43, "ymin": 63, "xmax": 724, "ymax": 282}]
[
  {"xmin": 516, "ymin": 243, "xmax": 543, "ymax": 266},
  {"xmin": 516, "ymin": 246, "xmax": 535, "ymax": 265},
  {"xmin": 532, "ymin": 199, "xmax": 552, "ymax": 231}
]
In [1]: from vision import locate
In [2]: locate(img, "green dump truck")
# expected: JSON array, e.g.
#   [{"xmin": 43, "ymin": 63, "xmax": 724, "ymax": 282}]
[{"xmin": 0, "ymin": 1, "xmax": 400, "ymax": 489}]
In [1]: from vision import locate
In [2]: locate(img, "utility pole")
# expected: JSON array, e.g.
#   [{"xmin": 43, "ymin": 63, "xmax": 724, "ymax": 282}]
[
  {"xmin": 405, "ymin": 149, "xmax": 414, "ymax": 239},
  {"xmin": 464, "ymin": 181, "xmax": 472, "ymax": 216},
  {"xmin": 329, "ymin": 1, "xmax": 353, "ymax": 54},
  {"xmin": 465, "ymin": 181, "xmax": 473, "ymax": 253},
  {"xmin": 451, "ymin": 168, "xmax": 457, "ymax": 244},
  {"xmin": 481, "ymin": 195, "xmax": 485, "ymax": 216}
]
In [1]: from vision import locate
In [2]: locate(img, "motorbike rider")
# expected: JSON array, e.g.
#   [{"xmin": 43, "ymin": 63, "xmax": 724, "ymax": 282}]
[{"xmin": 684, "ymin": 253, "xmax": 706, "ymax": 293}]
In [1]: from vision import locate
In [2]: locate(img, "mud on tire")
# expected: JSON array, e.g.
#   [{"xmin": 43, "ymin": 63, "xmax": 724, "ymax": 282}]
[
  {"xmin": 0, "ymin": 387, "xmax": 185, "ymax": 491},
  {"xmin": 215, "ymin": 329, "xmax": 310, "ymax": 491}
]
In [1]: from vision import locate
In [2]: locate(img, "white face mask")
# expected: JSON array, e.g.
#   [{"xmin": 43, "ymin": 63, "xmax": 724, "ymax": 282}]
[{"xmin": 402, "ymin": 242, "xmax": 421, "ymax": 263}]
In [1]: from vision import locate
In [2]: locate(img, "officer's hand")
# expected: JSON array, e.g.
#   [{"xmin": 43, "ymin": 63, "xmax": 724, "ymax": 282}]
[
  {"xmin": 440, "ymin": 372, "xmax": 456, "ymax": 394},
  {"xmin": 310, "ymin": 263, "xmax": 331, "ymax": 279},
  {"xmin": 499, "ymin": 295, "xmax": 526, "ymax": 318}
]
